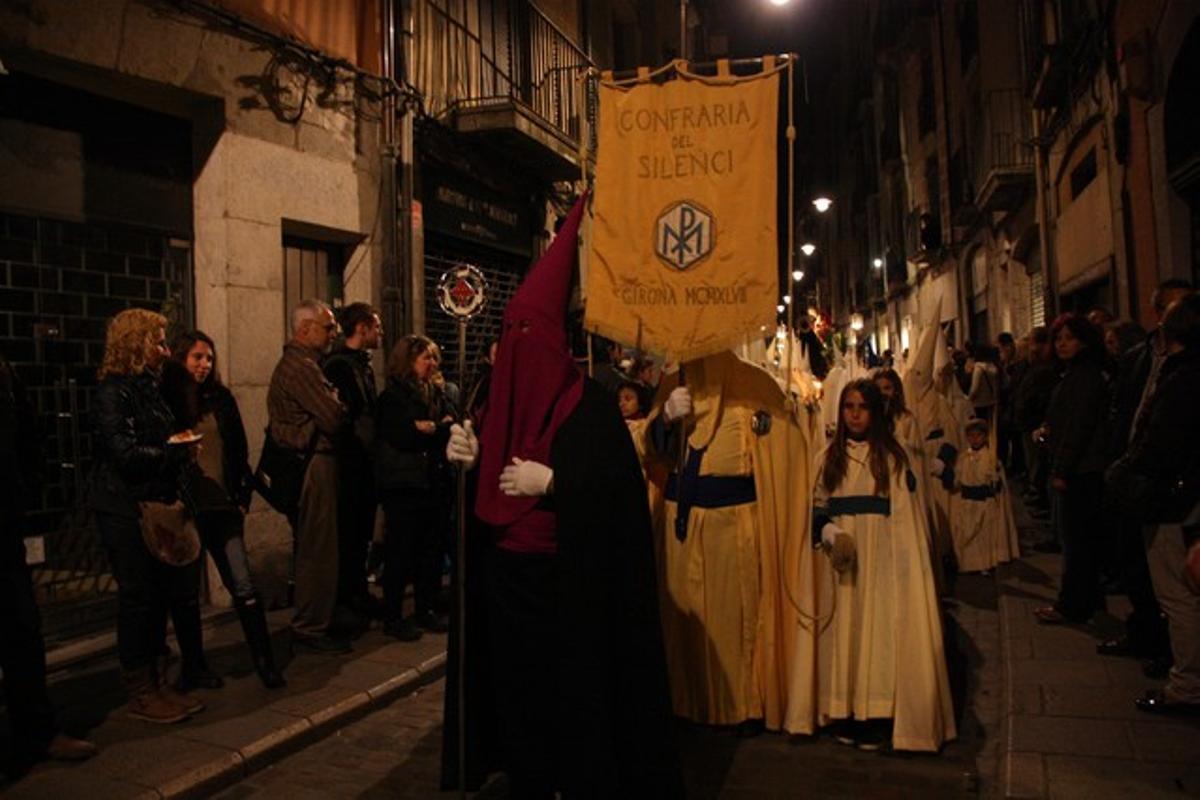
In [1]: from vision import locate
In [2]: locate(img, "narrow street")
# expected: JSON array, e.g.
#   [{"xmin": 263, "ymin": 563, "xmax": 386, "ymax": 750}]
[{"xmin": 215, "ymin": 573, "xmax": 999, "ymax": 800}]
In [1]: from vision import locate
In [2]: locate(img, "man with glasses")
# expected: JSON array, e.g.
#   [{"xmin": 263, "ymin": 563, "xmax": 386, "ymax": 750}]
[{"xmin": 268, "ymin": 300, "xmax": 349, "ymax": 653}]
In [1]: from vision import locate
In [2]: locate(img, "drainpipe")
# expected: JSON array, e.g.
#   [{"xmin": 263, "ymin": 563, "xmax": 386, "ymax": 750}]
[
  {"xmin": 398, "ymin": 0, "xmax": 423, "ymax": 336},
  {"xmin": 1032, "ymin": 107, "xmax": 1055, "ymax": 321},
  {"xmin": 380, "ymin": 0, "xmax": 402, "ymax": 351}
]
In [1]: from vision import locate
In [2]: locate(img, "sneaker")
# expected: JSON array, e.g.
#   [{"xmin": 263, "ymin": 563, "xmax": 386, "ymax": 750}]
[
  {"xmin": 293, "ymin": 632, "xmax": 353, "ymax": 654},
  {"xmin": 382, "ymin": 617, "xmax": 424, "ymax": 642},
  {"xmin": 43, "ymin": 734, "xmax": 97, "ymax": 762},
  {"xmin": 415, "ymin": 610, "xmax": 450, "ymax": 633},
  {"xmin": 855, "ymin": 720, "xmax": 893, "ymax": 752}
]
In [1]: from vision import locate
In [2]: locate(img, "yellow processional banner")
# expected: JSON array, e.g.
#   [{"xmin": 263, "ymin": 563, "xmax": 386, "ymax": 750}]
[{"xmin": 587, "ymin": 63, "xmax": 780, "ymax": 361}]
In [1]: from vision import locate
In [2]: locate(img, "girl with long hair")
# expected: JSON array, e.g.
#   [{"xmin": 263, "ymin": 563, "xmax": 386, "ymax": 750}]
[
  {"xmin": 799, "ymin": 379, "xmax": 954, "ymax": 752},
  {"xmin": 376, "ymin": 334, "xmax": 452, "ymax": 641},
  {"xmin": 874, "ymin": 367, "xmax": 948, "ymax": 589},
  {"xmin": 161, "ymin": 330, "xmax": 284, "ymax": 689}
]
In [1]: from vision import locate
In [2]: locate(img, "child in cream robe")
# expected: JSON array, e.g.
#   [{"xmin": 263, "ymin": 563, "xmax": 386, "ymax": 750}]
[{"xmin": 950, "ymin": 420, "xmax": 1020, "ymax": 573}]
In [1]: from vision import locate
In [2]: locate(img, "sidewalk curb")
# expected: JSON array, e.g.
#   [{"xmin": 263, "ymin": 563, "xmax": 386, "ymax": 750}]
[{"xmin": 157, "ymin": 650, "xmax": 447, "ymax": 800}]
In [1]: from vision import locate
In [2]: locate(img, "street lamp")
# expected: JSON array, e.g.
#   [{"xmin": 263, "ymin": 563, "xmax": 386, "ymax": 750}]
[
  {"xmin": 783, "ymin": 294, "xmax": 792, "ymax": 305},
  {"xmin": 777, "ymin": 304, "xmax": 785, "ymax": 314},
  {"xmin": 872, "ymin": 257, "xmax": 883, "ymax": 269},
  {"xmin": 800, "ymin": 242, "xmax": 816, "ymax": 257},
  {"xmin": 792, "ymin": 269, "xmax": 805, "ymax": 282},
  {"xmin": 812, "ymin": 196, "xmax": 833, "ymax": 214}
]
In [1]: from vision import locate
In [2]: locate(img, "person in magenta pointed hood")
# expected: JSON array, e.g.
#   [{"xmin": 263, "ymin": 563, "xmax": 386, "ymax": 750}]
[{"xmin": 439, "ymin": 195, "xmax": 682, "ymax": 799}]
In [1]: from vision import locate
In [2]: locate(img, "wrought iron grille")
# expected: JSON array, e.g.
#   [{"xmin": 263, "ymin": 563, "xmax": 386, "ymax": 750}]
[
  {"xmin": 412, "ymin": 0, "xmax": 592, "ymax": 144},
  {"xmin": 0, "ymin": 210, "xmax": 192, "ymax": 643}
]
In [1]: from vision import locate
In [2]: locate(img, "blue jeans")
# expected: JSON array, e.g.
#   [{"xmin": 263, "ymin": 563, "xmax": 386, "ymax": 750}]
[{"xmin": 196, "ymin": 510, "xmax": 257, "ymax": 601}]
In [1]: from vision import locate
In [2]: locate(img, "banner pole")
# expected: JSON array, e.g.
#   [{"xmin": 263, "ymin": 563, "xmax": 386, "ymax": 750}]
[
  {"xmin": 455, "ymin": 316, "xmax": 468, "ymax": 800},
  {"xmin": 784, "ymin": 54, "xmax": 797, "ymax": 385}
]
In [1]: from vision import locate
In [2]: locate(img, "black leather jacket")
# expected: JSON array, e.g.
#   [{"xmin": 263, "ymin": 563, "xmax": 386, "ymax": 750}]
[{"xmin": 88, "ymin": 372, "xmax": 187, "ymax": 518}]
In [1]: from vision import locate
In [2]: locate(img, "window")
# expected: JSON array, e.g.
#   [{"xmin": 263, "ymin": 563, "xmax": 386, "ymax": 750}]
[
  {"xmin": 1069, "ymin": 147, "xmax": 1098, "ymax": 200},
  {"xmin": 283, "ymin": 236, "xmax": 346, "ymax": 334}
]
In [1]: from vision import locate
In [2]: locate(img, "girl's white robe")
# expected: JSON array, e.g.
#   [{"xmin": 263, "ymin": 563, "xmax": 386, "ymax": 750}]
[{"xmin": 785, "ymin": 441, "xmax": 956, "ymax": 752}]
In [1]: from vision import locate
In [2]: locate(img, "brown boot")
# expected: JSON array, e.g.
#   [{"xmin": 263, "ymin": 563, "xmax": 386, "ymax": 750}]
[
  {"xmin": 155, "ymin": 655, "xmax": 205, "ymax": 715},
  {"xmin": 122, "ymin": 667, "xmax": 190, "ymax": 724}
]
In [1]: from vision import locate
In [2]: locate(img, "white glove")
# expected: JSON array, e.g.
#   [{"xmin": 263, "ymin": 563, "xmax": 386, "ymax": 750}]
[
  {"xmin": 821, "ymin": 522, "xmax": 855, "ymax": 573},
  {"xmin": 445, "ymin": 421, "xmax": 479, "ymax": 470},
  {"xmin": 664, "ymin": 386, "xmax": 693, "ymax": 423},
  {"xmin": 499, "ymin": 457, "xmax": 554, "ymax": 497},
  {"xmin": 820, "ymin": 522, "xmax": 846, "ymax": 549},
  {"xmin": 929, "ymin": 457, "xmax": 945, "ymax": 477}
]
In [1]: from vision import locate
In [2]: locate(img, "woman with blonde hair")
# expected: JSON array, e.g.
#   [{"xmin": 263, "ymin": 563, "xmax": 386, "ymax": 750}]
[{"xmin": 88, "ymin": 309, "xmax": 205, "ymax": 724}]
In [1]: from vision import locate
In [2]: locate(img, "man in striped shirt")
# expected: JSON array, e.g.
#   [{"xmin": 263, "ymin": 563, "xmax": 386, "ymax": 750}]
[{"xmin": 268, "ymin": 299, "xmax": 348, "ymax": 653}]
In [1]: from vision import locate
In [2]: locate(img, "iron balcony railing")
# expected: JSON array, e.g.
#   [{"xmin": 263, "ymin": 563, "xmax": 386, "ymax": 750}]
[
  {"xmin": 971, "ymin": 88, "xmax": 1033, "ymax": 195},
  {"xmin": 412, "ymin": 0, "xmax": 592, "ymax": 145}
]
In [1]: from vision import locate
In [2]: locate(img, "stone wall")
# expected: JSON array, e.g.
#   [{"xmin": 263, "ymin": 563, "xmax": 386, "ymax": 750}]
[{"xmin": 1, "ymin": 0, "xmax": 385, "ymax": 608}]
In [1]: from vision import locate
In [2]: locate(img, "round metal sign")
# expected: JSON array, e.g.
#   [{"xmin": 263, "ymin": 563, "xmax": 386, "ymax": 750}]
[{"xmin": 437, "ymin": 264, "xmax": 488, "ymax": 320}]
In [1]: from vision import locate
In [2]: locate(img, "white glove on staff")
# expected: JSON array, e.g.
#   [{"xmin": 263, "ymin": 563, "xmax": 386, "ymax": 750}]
[
  {"xmin": 445, "ymin": 421, "xmax": 479, "ymax": 470},
  {"xmin": 929, "ymin": 457, "xmax": 946, "ymax": 477},
  {"xmin": 499, "ymin": 457, "xmax": 554, "ymax": 497},
  {"xmin": 664, "ymin": 386, "xmax": 693, "ymax": 422}
]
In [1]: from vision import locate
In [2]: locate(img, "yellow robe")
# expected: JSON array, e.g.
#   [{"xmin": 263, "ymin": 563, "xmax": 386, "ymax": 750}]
[
  {"xmin": 785, "ymin": 441, "xmax": 956, "ymax": 752},
  {"xmin": 647, "ymin": 352, "xmax": 814, "ymax": 728},
  {"xmin": 950, "ymin": 445, "xmax": 1021, "ymax": 572}
]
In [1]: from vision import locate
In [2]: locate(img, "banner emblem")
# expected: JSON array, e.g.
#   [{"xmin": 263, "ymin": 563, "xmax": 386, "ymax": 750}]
[{"xmin": 656, "ymin": 201, "xmax": 714, "ymax": 271}]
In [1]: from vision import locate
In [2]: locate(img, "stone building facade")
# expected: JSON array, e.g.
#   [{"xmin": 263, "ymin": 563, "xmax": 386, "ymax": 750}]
[{"xmin": 1, "ymin": 0, "xmax": 387, "ymax": 630}]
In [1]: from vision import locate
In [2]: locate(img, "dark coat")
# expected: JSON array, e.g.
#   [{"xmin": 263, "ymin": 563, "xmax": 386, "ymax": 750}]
[
  {"xmin": 87, "ymin": 372, "xmax": 187, "ymax": 519},
  {"xmin": 375, "ymin": 378, "xmax": 448, "ymax": 493},
  {"xmin": 1125, "ymin": 349, "xmax": 1200, "ymax": 524},
  {"xmin": 0, "ymin": 354, "xmax": 42, "ymax": 537},
  {"xmin": 441, "ymin": 379, "xmax": 683, "ymax": 797},
  {"xmin": 160, "ymin": 362, "xmax": 254, "ymax": 509},
  {"xmin": 322, "ymin": 345, "xmax": 378, "ymax": 462},
  {"xmin": 1013, "ymin": 360, "xmax": 1058, "ymax": 433},
  {"xmin": 1045, "ymin": 355, "xmax": 1111, "ymax": 480},
  {"xmin": 1108, "ymin": 335, "xmax": 1156, "ymax": 457}
]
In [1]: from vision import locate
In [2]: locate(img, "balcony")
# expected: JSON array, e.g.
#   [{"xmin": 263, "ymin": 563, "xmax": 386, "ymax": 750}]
[
  {"xmin": 411, "ymin": 0, "xmax": 592, "ymax": 181},
  {"xmin": 972, "ymin": 89, "xmax": 1034, "ymax": 213}
]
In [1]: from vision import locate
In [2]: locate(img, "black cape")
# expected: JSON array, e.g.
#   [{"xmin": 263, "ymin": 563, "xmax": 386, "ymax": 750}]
[{"xmin": 441, "ymin": 378, "xmax": 683, "ymax": 796}]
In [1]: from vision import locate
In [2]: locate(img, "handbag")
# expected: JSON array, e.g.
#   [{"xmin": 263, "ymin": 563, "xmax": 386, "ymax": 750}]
[
  {"xmin": 254, "ymin": 428, "xmax": 316, "ymax": 516},
  {"xmin": 138, "ymin": 500, "xmax": 201, "ymax": 566}
]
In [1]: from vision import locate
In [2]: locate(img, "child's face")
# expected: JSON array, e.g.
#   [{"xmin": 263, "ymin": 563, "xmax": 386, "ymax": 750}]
[
  {"xmin": 618, "ymin": 388, "xmax": 640, "ymax": 419},
  {"xmin": 967, "ymin": 429, "xmax": 988, "ymax": 450}
]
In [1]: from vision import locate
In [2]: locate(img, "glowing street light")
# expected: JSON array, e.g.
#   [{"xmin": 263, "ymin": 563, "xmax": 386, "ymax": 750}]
[
  {"xmin": 791, "ymin": 269, "xmax": 805, "ymax": 282},
  {"xmin": 812, "ymin": 196, "xmax": 833, "ymax": 213},
  {"xmin": 873, "ymin": 257, "xmax": 884, "ymax": 269},
  {"xmin": 783, "ymin": 294, "xmax": 792, "ymax": 305},
  {"xmin": 777, "ymin": 304, "xmax": 785, "ymax": 314},
  {"xmin": 800, "ymin": 242, "xmax": 816, "ymax": 257}
]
